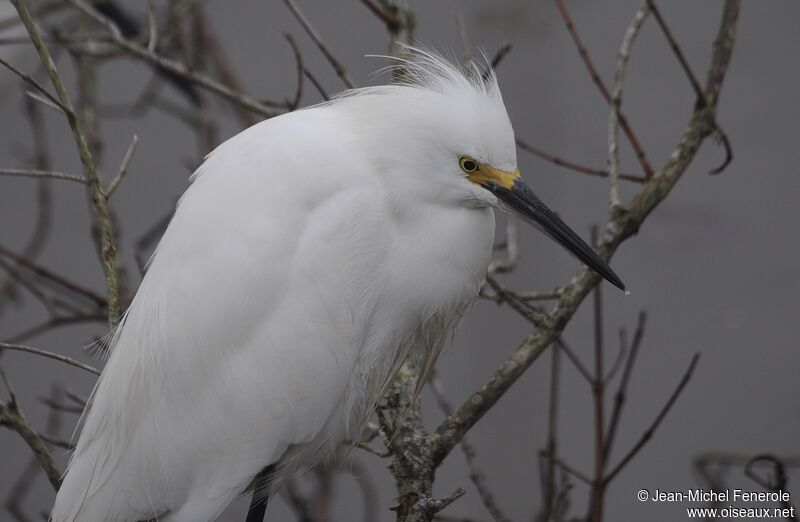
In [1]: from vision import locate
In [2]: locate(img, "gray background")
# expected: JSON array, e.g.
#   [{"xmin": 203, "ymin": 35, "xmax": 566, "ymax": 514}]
[{"xmin": 1, "ymin": 1, "xmax": 798, "ymax": 521}]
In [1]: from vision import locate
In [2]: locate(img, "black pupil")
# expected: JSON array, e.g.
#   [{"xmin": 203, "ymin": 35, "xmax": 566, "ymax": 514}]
[{"xmin": 463, "ymin": 160, "xmax": 477, "ymax": 171}]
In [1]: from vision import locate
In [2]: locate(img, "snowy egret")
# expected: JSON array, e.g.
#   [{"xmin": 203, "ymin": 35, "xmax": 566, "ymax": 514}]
[{"xmin": 52, "ymin": 50, "xmax": 624, "ymax": 522}]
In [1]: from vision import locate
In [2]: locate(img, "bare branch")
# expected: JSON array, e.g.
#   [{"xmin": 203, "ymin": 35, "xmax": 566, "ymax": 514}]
[
  {"xmin": 11, "ymin": 0, "xmax": 122, "ymax": 327},
  {"xmin": 0, "ymin": 168, "xmax": 86, "ymax": 184},
  {"xmin": 604, "ymin": 311, "xmax": 646, "ymax": 461},
  {"xmin": 146, "ymin": 0, "xmax": 157, "ymax": 53},
  {"xmin": 603, "ymin": 352, "xmax": 700, "ymax": 484},
  {"xmin": 62, "ymin": 0, "xmax": 280, "ymax": 118},
  {"xmin": 105, "ymin": 134, "xmax": 138, "ymax": 198},
  {"xmin": 0, "ymin": 368, "xmax": 61, "ymax": 490},
  {"xmin": 359, "ymin": 0, "xmax": 400, "ymax": 31},
  {"xmin": 516, "ymin": 138, "xmax": 645, "ymax": 183},
  {"xmin": 303, "ymin": 67, "xmax": 330, "ymax": 101},
  {"xmin": 0, "ymin": 342, "xmax": 101, "ymax": 375},
  {"xmin": 429, "ymin": 376, "xmax": 510, "ymax": 522},
  {"xmin": 284, "ymin": 33, "xmax": 304, "ymax": 111},
  {"xmin": 0, "ymin": 243, "xmax": 108, "ymax": 309},
  {"xmin": 553, "ymin": 0, "xmax": 655, "ymax": 178},
  {"xmin": 282, "ymin": 0, "xmax": 356, "ymax": 89},
  {"xmin": 609, "ymin": 1, "xmax": 650, "ymax": 209},
  {"xmin": 0, "ymin": 55, "xmax": 68, "ymax": 113}
]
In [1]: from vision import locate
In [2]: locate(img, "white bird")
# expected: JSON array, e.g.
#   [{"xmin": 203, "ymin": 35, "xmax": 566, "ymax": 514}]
[{"xmin": 51, "ymin": 49, "xmax": 624, "ymax": 522}]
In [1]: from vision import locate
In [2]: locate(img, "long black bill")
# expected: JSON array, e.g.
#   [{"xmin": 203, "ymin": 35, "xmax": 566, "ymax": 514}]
[{"xmin": 486, "ymin": 179, "xmax": 626, "ymax": 292}]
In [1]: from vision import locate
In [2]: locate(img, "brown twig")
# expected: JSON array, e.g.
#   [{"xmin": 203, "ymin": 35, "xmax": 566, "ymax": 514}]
[
  {"xmin": 62, "ymin": 0, "xmax": 281, "ymax": 118},
  {"xmin": 303, "ymin": 67, "xmax": 330, "ymax": 101},
  {"xmin": 603, "ymin": 352, "xmax": 700, "ymax": 484},
  {"xmin": 0, "ymin": 243, "xmax": 108, "ymax": 309},
  {"xmin": 536, "ymin": 342, "xmax": 562, "ymax": 522},
  {"xmin": 516, "ymin": 138, "xmax": 645, "ymax": 183},
  {"xmin": 647, "ymin": 0, "xmax": 734, "ymax": 175},
  {"xmin": 557, "ymin": 338, "xmax": 592, "ymax": 384},
  {"xmin": 359, "ymin": 0, "xmax": 400, "ymax": 31},
  {"xmin": 603, "ymin": 312, "xmax": 646, "ymax": 461},
  {"xmin": 0, "ymin": 95, "xmax": 53, "ymax": 321},
  {"xmin": 191, "ymin": 5, "xmax": 258, "ymax": 126},
  {"xmin": 553, "ymin": 0, "xmax": 655, "ymax": 178},
  {"xmin": 282, "ymin": 0, "xmax": 356, "ymax": 89},
  {"xmin": 7, "ymin": 314, "xmax": 106, "ymax": 344},
  {"xmin": 538, "ymin": 451, "xmax": 592, "ymax": 485},
  {"xmin": 589, "ymin": 278, "xmax": 605, "ymax": 522},
  {"xmin": 284, "ymin": 33, "xmax": 304, "ymax": 111},
  {"xmin": 0, "ymin": 342, "xmax": 101, "ymax": 375}
]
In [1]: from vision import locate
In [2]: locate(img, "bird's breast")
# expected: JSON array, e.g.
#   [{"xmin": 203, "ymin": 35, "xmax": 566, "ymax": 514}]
[{"xmin": 385, "ymin": 204, "xmax": 495, "ymax": 321}]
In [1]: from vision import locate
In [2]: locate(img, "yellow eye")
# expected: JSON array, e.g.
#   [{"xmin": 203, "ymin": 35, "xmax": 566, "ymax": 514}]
[{"xmin": 459, "ymin": 157, "xmax": 479, "ymax": 173}]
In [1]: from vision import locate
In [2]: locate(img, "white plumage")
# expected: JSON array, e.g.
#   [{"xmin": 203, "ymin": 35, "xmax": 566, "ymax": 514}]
[{"xmin": 52, "ymin": 49, "xmax": 622, "ymax": 522}]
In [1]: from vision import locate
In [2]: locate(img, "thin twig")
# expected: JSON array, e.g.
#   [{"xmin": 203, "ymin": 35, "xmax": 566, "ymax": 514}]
[
  {"xmin": 489, "ymin": 41, "xmax": 511, "ymax": 71},
  {"xmin": 24, "ymin": 89, "xmax": 66, "ymax": 113},
  {"xmin": 604, "ymin": 352, "xmax": 700, "ymax": 484},
  {"xmin": 0, "ymin": 342, "xmax": 101, "ymax": 375},
  {"xmin": 303, "ymin": 67, "xmax": 330, "ymax": 101},
  {"xmin": 282, "ymin": 0, "xmax": 355, "ymax": 89},
  {"xmin": 284, "ymin": 33, "xmax": 304, "ymax": 111},
  {"xmin": 105, "ymin": 134, "xmax": 138, "ymax": 197},
  {"xmin": 538, "ymin": 451, "xmax": 592, "ymax": 485},
  {"xmin": 609, "ymin": 1, "xmax": 650, "ymax": 210},
  {"xmin": 0, "ymin": 55, "xmax": 68, "ymax": 113},
  {"xmin": 647, "ymin": 0, "xmax": 734, "ymax": 175},
  {"xmin": 648, "ymin": 0, "xmax": 704, "ymax": 103},
  {"xmin": 12, "ymin": 0, "xmax": 122, "ymax": 327},
  {"xmin": 589, "ymin": 278, "xmax": 605, "ymax": 522},
  {"xmin": 429, "ymin": 376, "xmax": 510, "ymax": 522},
  {"xmin": 359, "ymin": 0, "xmax": 399, "ymax": 31},
  {"xmin": 62, "ymin": 0, "xmax": 280, "ymax": 118},
  {"xmin": 455, "ymin": 14, "xmax": 471, "ymax": 64},
  {"xmin": 191, "ymin": 5, "xmax": 259, "ymax": 126},
  {"xmin": 553, "ymin": 0, "xmax": 655, "ymax": 178},
  {"xmin": 516, "ymin": 138, "xmax": 644, "ymax": 183},
  {"xmin": 603, "ymin": 311, "xmax": 646, "ymax": 461},
  {"xmin": 8, "ymin": 314, "xmax": 106, "ymax": 344},
  {"xmin": 537, "ymin": 343, "xmax": 561, "ymax": 522},
  {"xmin": 557, "ymin": 338, "xmax": 592, "ymax": 384},
  {"xmin": 487, "ymin": 219, "xmax": 518, "ymax": 275},
  {"xmin": 146, "ymin": 0, "xmax": 157, "ymax": 53},
  {"xmin": 602, "ymin": 329, "xmax": 627, "ymax": 385},
  {"xmin": 0, "ymin": 168, "xmax": 86, "ymax": 184},
  {"xmin": 485, "ymin": 276, "xmax": 550, "ymax": 328},
  {"xmin": 0, "ymin": 243, "xmax": 108, "ymax": 308},
  {"xmin": 0, "ymin": 94, "xmax": 53, "ymax": 321},
  {"xmin": 0, "ymin": 368, "xmax": 62, "ymax": 489}
]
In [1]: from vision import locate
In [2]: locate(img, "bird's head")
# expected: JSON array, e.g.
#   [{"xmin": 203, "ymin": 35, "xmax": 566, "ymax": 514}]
[{"xmin": 346, "ymin": 48, "xmax": 625, "ymax": 291}]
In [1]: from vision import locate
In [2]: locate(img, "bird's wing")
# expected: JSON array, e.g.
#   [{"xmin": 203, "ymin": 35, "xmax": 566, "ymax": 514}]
[{"xmin": 52, "ymin": 108, "xmax": 391, "ymax": 521}]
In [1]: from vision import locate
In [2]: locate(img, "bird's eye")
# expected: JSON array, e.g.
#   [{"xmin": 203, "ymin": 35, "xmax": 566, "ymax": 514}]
[{"xmin": 459, "ymin": 157, "xmax": 479, "ymax": 173}]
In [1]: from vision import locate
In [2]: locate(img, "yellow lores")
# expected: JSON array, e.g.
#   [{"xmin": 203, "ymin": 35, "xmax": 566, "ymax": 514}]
[{"xmin": 460, "ymin": 156, "xmax": 520, "ymax": 189}]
